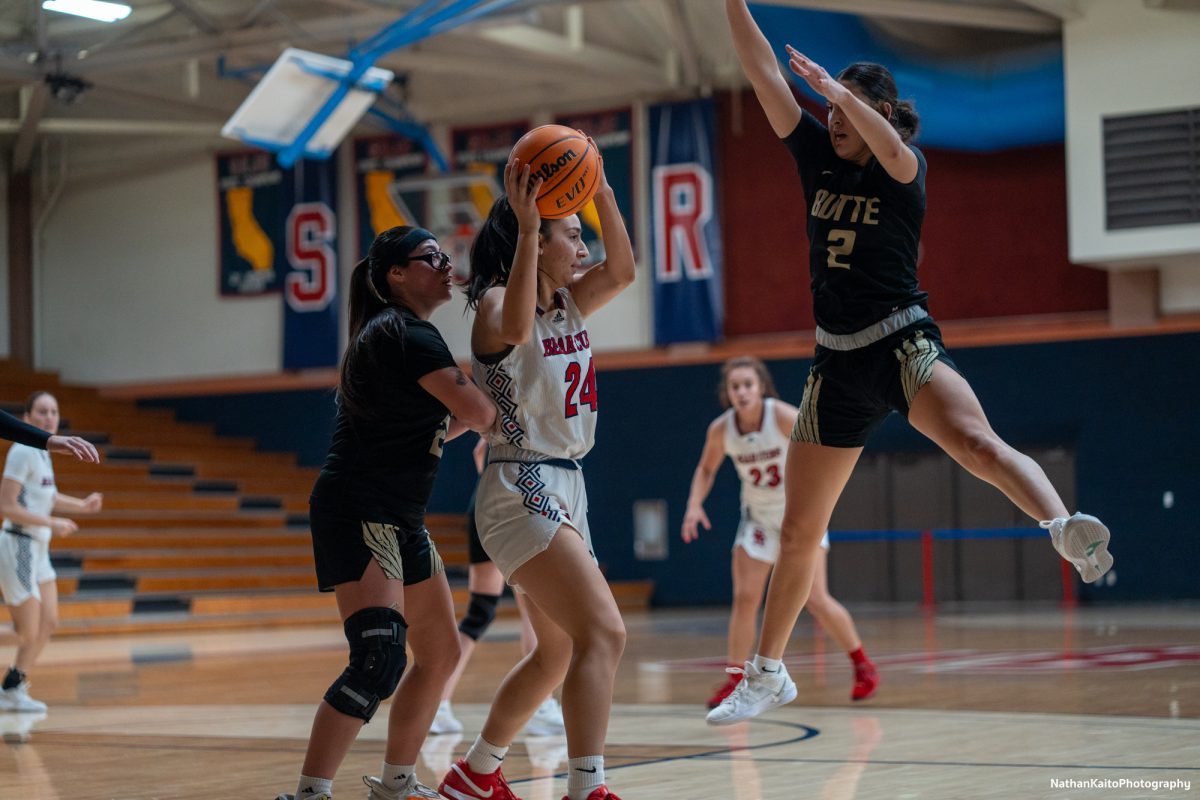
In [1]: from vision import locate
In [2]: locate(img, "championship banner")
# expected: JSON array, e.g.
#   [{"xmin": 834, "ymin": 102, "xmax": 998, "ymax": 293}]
[
  {"xmin": 353, "ymin": 134, "xmax": 429, "ymax": 259},
  {"xmin": 217, "ymin": 151, "xmax": 285, "ymax": 296},
  {"xmin": 282, "ymin": 157, "xmax": 340, "ymax": 370},
  {"xmin": 648, "ymin": 99, "xmax": 724, "ymax": 345},
  {"xmin": 555, "ymin": 108, "xmax": 634, "ymax": 266}
]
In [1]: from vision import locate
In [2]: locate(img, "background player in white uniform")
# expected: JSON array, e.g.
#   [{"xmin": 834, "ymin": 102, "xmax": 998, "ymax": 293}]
[
  {"xmin": 438, "ymin": 149, "xmax": 635, "ymax": 800},
  {"xmin": 0, "ymin": 391, "xmax": 103, "ymax": 712},
  {"xmin": 683, "ymin": 357, "xmax": 878, "ymax": 709}
]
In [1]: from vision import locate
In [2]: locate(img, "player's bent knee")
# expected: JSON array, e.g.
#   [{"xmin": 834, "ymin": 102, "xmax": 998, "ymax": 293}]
[
  {"xmin": 323, "ymin": 607, "xmax": 408, "ymax": 722},
  {"xmin": 458, "ymin": 592, "xmax": 500, "ymax": 641}
]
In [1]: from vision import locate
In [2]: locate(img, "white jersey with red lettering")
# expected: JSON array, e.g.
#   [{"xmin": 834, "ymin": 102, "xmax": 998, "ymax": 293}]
[
  {"xmin": 722, "ymin": 398, "xmax": 788, "ymax": 528},
  {"xmin": 473, "ymin": 287, "xmax": 596, "ymax": 461}
]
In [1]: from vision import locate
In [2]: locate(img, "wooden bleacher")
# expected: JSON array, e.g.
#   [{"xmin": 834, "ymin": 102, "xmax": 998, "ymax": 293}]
[{"xmin": 0, "ymin": 360, "xmax": 653, "ymax": 639}]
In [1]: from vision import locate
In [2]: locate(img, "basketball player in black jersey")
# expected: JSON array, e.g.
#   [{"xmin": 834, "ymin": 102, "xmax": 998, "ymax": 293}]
[
  {"xmin": 710, "ymin": 0, "xmax": 1114, "ymax": 725},
  {"xmin": 276, "ymin": 226, "xmax": 497, "ymax": 800}
]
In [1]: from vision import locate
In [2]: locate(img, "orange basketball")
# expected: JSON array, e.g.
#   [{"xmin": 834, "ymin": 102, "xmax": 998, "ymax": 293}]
[{"xmin": 510, "ymin": 124, "xmax": 600, "ymax": 219}]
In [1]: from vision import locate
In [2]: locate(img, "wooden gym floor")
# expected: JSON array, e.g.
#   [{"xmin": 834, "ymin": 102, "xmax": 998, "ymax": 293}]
[{"xmin": 3, "ymin": 603, "xmax": 1198, "ymax": 799}]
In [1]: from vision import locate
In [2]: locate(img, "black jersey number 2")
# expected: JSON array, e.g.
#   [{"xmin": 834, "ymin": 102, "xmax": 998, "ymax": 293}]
[
  {"xmin": 564, "ymin": 358, "xmax": 598, "ymax": 418},
  {"xmin": 827, "ymin": 229, "xmax": 857, "ymax": 269}
]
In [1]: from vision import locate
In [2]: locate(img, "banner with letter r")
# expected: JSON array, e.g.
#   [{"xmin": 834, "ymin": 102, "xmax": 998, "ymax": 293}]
[{"xmin": 648, "ymin": 98, "xmax": 724, "ymax": 346}]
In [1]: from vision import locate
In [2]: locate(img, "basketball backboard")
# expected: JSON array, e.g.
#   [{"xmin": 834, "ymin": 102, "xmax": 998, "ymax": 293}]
[{"xmin": 222, "ymin": 48, "xmax": 394, "ymax": 159}]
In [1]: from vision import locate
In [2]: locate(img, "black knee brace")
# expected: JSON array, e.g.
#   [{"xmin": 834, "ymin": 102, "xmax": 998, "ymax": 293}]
[
  {"xmin": 458, "ymin": 592, "xmax": 500, "ymax": 641},
  {"xmin": 324, "ymin": 607, "xmax": 407, "ymax": 722}
]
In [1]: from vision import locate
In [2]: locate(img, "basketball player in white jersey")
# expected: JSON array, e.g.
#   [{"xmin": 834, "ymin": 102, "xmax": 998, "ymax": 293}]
[
  {"xmin": 0, "ymin": 391, "xmax": 104, "ymax": 712},
  {"xmin": 438, "ymin": 149, "xmax": 635, "ymax": 800},
  {"xmin": 682, "ymin": 357, "xmax": 878, "ymax": 708}
]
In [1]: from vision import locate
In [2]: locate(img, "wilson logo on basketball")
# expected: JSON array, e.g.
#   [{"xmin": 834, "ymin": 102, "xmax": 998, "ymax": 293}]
[{"xmin": 534, "ymin": 149, "xmax": 577, "ymax": 181}]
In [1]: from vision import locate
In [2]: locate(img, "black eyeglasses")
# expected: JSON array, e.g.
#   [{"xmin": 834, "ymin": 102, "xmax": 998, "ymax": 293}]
[{"xmin": 409, "ymin": 251, "xmax": 452, "ymax": 272}]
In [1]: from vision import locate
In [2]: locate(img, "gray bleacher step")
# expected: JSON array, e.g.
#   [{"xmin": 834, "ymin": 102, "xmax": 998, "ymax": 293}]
[
  {"xmin": 193, "ymin": 479, "xmax": 238, "ymax": 494},
  {"xmin": 77, "ymin": 574, "xmax": 136, "ymax": 592},
  {"xmin": 286, "ymin": 513, "xmax": 310, "ymax": 528},
  {"xmin": 240, "ymin": 496, "xmax": 283, "ymax": 510},
  {"xmin": 106, "ymin": 447, "xmax": 153, "ymax": 461},
  {"xmin": 150, "ymin": 464, "xmax": 195, "ymax": 477},
  {"xmin": 132, "ymin": 596, "xmax": 191, "ymax": 614}
]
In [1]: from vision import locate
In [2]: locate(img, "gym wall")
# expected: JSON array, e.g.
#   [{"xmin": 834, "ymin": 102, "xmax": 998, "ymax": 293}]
[{"xmin": 145, "ymin": 329, "xmax": 1200, "ymax": 606}]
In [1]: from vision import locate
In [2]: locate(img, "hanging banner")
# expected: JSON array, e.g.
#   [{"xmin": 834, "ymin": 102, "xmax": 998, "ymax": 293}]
[
  {"xmin": 282, "ymin": 157, "xmax": 340, "ymax": 370},
  {"xmin": 353, "ymin": 134, "xmax": 430, "ymax": 259},
  {"xmin": 448, "ymin": 120, "xmax": 528, "ymax": 273},
  {"xmin": 555, "ymin": 108, "xmax": 634, "ymax": 266},
  {"xmin": 217, "ymin": 151, "xmax": 285, "ymax": 296},
  {"xmin": 648, "ymin": 98, "xmax": 724, "ymax": 345}
]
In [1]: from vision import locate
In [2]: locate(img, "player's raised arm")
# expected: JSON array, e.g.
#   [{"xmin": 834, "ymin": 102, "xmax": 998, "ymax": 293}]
[{"xmin": 726, "ymin": 0, "xmax": 802, "ymax": 138}]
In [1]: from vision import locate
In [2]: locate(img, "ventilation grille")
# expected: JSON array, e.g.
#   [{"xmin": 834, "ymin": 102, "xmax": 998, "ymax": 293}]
[{"xmin": 1103, "ymin": 107, "xmax": 1200, "ymax": 230}]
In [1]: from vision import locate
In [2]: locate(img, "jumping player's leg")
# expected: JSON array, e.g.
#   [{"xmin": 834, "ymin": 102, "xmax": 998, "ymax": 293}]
[
  {"xmin": 805, "ymin": 546, "xmax": 879, "ymax": 701},
  {"xmin": 756, "ymin": 441, "xmax": 862, "ymax": 661},
  {"xmin": 708, "ymin": 441, "xmax": 860, "ymax": 725},
  {"xmin": 907, "ymin": 361, "xmax": 1112, "ymax": 581},
  {"xmin": 729, "ymin": 544, "xmax": 773, "ymax": 666},
  {"xmin": 908, "ymin": 362, "xmax": 1067, "ymax": 520}
]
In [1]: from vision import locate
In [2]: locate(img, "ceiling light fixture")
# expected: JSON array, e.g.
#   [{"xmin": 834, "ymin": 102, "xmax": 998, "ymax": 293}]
[{"xmin": 42, "ymin": 0, "xmax": 132, "ymax": 23}]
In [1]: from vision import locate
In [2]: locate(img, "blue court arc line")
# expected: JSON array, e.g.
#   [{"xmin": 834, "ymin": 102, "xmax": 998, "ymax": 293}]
[{"xmin": 509, "ymin": 708, "xmax": 819, "ymax": 787}]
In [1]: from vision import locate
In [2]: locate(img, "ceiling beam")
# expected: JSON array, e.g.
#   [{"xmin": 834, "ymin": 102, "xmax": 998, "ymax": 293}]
[
  {"xmin": 72, "ymin": 12, "xmax": 400, "ymax": 74},
  {"xmin": 12, "ymin": 83, "xmax": 49, "ymax": 173},
  {"xmin": 477, "ymin": 23, "xmax": 666, "ymax": 87},
  {"xmin": 755, "ymin": 0, "xmax": 1061, "ymax": 33},
  {"xmin": 1012, "ymin": 0, "xmax": 1082, "ymax": 20}
]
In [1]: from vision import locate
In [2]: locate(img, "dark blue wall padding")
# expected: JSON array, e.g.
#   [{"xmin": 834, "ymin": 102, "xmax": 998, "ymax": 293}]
[
  {"xmin": 748, "ymin": 5, "xmax": 1065, "ymax": 150},
  {"xmin": 146, "ymin": 331, "xmax": 1200, "ymax": 604}
]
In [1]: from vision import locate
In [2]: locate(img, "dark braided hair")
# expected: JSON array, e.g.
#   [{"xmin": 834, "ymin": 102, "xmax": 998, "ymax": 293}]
[{"xmin": 837, "ymin": 62, "xmax": 920, "ymax": 143}]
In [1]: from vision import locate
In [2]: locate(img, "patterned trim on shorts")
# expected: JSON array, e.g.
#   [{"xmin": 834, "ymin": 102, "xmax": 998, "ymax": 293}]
[
  {"xmin": 515, "ymin": 464, "xmax": 563, "ymax": 523},
  {"xmin": 792, "ymin": 371, "xmax": 824, "ymax": 445},
  {"xmin": 361, "ymin": 521, "xmax": 405, "ymax": 582},
  {"xmin": 894, "ymin": 329, "xmax": 941, "ymax": 408},
  {"xmin": 15, "ymin": 535, "xmax": 32, "ymax": 593}
]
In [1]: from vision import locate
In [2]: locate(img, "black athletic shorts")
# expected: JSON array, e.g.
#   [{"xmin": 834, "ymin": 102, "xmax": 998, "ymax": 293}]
[
  {"xmin": 792, "ymin": 318, "xmax": 961, "ymax": 448},
  {"xmin": 309, "ymin": 502, "xmax": 445, "ymax": 592},
  {"xmin": 465, "ymin": 486, "xmax": 491, "ymax": 565}
]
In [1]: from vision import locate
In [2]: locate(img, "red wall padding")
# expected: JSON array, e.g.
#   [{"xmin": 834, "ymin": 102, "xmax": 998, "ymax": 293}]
[{"xmin": 716, "ymin": 90, "xmax": 1108, "ymax": 337}]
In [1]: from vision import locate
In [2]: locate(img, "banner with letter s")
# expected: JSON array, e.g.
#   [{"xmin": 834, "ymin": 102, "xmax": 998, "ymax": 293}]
[
  {"xmin": 282, "ymin": 157, "xmax": 340, "ymax": 370},
  {"xmin": 648, "ymin": 98, "xmax": 723, "ymax": 345}
]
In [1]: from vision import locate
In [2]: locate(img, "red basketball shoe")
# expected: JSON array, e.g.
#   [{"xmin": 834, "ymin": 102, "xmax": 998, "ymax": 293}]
[
  {"xmin": 851, "ymin": 658, "xmax": 879, "ymax": 701},
  {"xmin": 562, "ymin": 787, "xmax": 623, "ymax": 800},
  {"xmin": 706, "ymin": 668, "xmax": 743, "ymax": 709},
  {"xmin": 439, "ymin": 758, "xmax": 522, "ymax": 800}
]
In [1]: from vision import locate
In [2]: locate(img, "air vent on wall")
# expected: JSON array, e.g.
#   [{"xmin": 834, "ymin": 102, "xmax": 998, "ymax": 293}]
[{"xmin": 1103, "ymin": 106, "xmax": 1200, "ymax": 230}]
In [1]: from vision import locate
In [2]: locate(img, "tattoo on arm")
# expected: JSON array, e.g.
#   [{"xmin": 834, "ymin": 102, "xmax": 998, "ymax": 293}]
[{"xmin": 454, "ymin": 369, "xmax": 467, "ymax": 386}]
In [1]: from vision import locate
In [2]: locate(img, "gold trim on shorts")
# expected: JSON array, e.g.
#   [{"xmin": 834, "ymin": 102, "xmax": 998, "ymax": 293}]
[
  {"xmin": 792, "ymin": 371, "xmax": 823, "ymax": 445},
  {"xmin": 361, "ymin": 521, "xmax": 404, "ymax": 582},
  {"xmin": 895, "ymin": 329, "xmax": 940, "ymax": 408}
]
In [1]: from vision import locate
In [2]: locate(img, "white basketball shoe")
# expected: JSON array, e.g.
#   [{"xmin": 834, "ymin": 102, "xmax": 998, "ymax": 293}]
[
  {"xmin": 362, "ymin": 774, "xmax": 441, "ymax": 800},
  {"xmin": 1041, "ymin": 512, "xmax": 1113, "ymax": 583},
  {"xmin": 706, "ymin": 661, "xmax": 797, "ymax": 725},
  {"xmin": 429, "ymin": 699, "xmax": 464, "ymax": 735},
  {"xmin": 523, "ymin": 697, "xmax": 565, "ymax": 736},
  {"xmin": 0, "ymin": 681, "xmax": 47, "ymax": 713}
]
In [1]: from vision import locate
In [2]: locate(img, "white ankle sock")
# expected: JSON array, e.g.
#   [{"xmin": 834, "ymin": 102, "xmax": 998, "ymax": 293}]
[
  {"xmin": 752, "ymin": 654, "xmax": 783, "ymax": 674},
  {"xmin": 567, "ymin": 755, "xmax": 604, "ymax": 799},
  {"xmin": 465, "ymin": 735, "xmax": 509, "ymax": 775},
  {"xmin": 380, "ymin": 761, "xmax": 416, "ymax": 791},
  {"xmin": 295, "ymin": 774, "xmax": 332, "ymax": 798}
]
